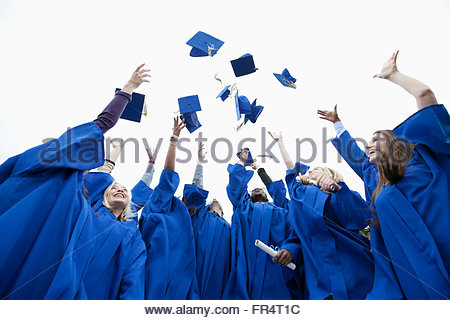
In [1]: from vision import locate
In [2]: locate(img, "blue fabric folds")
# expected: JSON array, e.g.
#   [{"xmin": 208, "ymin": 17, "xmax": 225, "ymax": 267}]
[
  {"xmin": 375, "ymin": 104, "xmax": 450, "ymax": 299},
  {"xmin": 284, "ymin": 163, "xmax": 374, "ymax": 300},
  {"xmin": 223, "ymin": 164, "xmax": 297, "ymax": 299},
  {"xmin": 331, "ymin": 104, "xmax": 450, "ymax": 299},
  {"xmin": 83, "ymin": 171, "xmax": 114, "ymax": 203},
  {"xmin": 0, "ymin": 122, "xmax": 104, "ymax": 299},
  {"xmin": 184, "ymin": 184, "xmax": 231, "ymax": 299},
  {"xmin": 82, "ymin": 172, "xmax": 146, "ymax": 299},
  {"xmin": 139, "ymin": 169, "xmax": 199, "ymax": 299},
  {"xmin": 332, "ymin": 129, "xmax": 405, "ymax": 299}
]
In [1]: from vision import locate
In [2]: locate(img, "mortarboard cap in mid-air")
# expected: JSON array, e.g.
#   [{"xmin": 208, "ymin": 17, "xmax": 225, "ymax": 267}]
[
  {"xmin": 186, "ymin": 31, "xmax": 224, "ymax": 57},
  {"xmin": 273, "ymin": 68, "xmax": 297, "ymax": 89},
  {"xmin": 217, "ymin": 85, "xmax": 231, "ymax": 101},
  {"xmin": 230, "ymin": 53, "xmax": 258, "ymax": 77},
  {"xmin": 178, "ymin": 95, "xmax": 202, "ymax": 133},
  {"xmin": 236, "ymin": 147, "xmax": 254, "ymax": 166},
  {"xmin": 244, "ymin": 99, "xmax": 264, "ymax": 124},
  {"xmin": 234, "ymin": 90, "xmax": 252, "ymax": 120},
  {"xmin": 181, "ymin": 113, "xmax": 202, "ymax": 133},
  {"xmin": 115, "ymin": 88, "xmax": 146, "ymax": 123}
]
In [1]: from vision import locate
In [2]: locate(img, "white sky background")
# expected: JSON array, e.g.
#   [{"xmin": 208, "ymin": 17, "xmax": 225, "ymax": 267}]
[{"xmin": 1, "ymin": 0, "xmax": 450, "ymax": 224}]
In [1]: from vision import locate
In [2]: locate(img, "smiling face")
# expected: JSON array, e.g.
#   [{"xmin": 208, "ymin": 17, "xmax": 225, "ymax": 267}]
[
  {"xmin": 105, "ymin": 182, "xmax": 129, "ymax": 210},
  {"xmin": 367, "ymin": 132, "xmax": 388, "ymax": 164},
  {"xmin": 307, "ymin": 167, "xmax": 324, "ymax": 181}
]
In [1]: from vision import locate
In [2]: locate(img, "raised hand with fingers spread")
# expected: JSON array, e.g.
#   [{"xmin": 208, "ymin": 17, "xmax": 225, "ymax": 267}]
[
  {"xmin": 172, "ymin": 116, "xmax": 186, "ymax": 137},
  {"xmin": 146, "ymin": 146, "xmax": 158, "ymax": 165},
  {"xmin": 268, "ymin": 130, "xmax": 294, "ymax": 170},
  {"xmin": 268, "ymin": 130, "xmax": 283, "ymax": 141},
  {"xmin": 317, "ymin": 104, "xmax": 340, "ymax": 123},
  {"xmin": 373, "ymin": 50, "xmax": 437, "ymax": 109},
  {"xmin": 239, "ymin": 148, "xmax": 250, "ymax": 164},
  {"xmin": 373, "ymin": 50, "xmax": 399, "ymax": 79},
  {"xmin": 164, "ymin": 116, "xmax": 186, "ymax": 172},
  {"xmin": 122, "ymin": 63, "xmax": 151, "ymax": 94},
  {"xmin": 198, "ymin": 142, "xmax": 207, "ymax": 163}
]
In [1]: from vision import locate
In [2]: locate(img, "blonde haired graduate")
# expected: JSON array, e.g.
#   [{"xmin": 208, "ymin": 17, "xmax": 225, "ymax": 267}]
[
  {"xmin": 269, "ymin": 131, "xmax": 375, "ymax": 300},
  {"xmin": 0, "ymin": 64, "xmax": 149, "ymax": 299}
]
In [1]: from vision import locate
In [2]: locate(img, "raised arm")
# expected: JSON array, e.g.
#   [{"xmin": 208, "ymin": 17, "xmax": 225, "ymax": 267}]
[
  {"xmin": 129, "ymin": 145, "xmax": 158, "ymax": 213},
  {"xmin": 192, "ymin": 142, "xmax": 206, "ymax": 189},
  {"xmin": 251, "ymin": 162, "xmax": 273, "ymax": 186},
  {"xmin": 164, "ymin": 117, "xmax": 186, "ymax": 172},
  {"xmin": 373, "ymin": 50, "xmax": 437, "ymax": 110},
  {"xmin": 143, "ymin": 117, "xmax": 185, "ymax": 214},
  {"xmin": 251, "ymin": 162, "xmax": 289, "ymax": 209},
  {"xmin": 268, "ymin": 131, "xmax": 294, "ymax": 170},
  {"xmin": 96, "ymin": 137, "xmax": 123, "ymax": 173},
  {"xmin": 140, "ymin": 145, "xmax": 158, "ymax": 187},
  {"xmin": 317, "ymin": 105, "xmax": 374, "ymax": 181},
  {"xmin": 317, "ymin": 104, "xmax": 346, "ymax": 138},
  {"xmin": 94, "ymin": 64, "xmax": 151, "ymax": 134},
  {"xmin": 226, "ymin": 149, "xmax": 253, "ymax": 206}
]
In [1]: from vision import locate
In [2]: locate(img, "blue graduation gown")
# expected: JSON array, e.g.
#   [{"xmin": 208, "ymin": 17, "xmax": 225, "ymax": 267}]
[
  {"xmin": 266, "ymin": 180, "xmax": 290, "ymax": 211},
  {"xmin": 184, "ymin": 184, "xmax": 232, "ymax": 299},
  {"xmin": 0, "ymin": 122, "xmax": 104, "ymax": 299},
  {"xmin": 332, "ymin": 128, "xmax": 405, "ymax": 299},
  {"xmin": 284, "ymin": 163, "xmax": 374, "ymax": 300},
  {"xmin": 131, "ymin": 180, "xmax": 154, "ymax": 224},
  {"xmin": 374, "ymin": 104, "xmax": 449, "ymax": 299},
  {"xmin": 139, "ymin": 169, "xmax": 199, "ymax": 299},
  {"xmin": 222, "ymin": 163, "xmax": 295, "ymax": 300},
  {"xmin": 266, "ymin": 180, "xmax": 305, "ymax": 299},
  {"xmin": 82, "ymin": 172, "xmax": 146, "ymax": 299}
]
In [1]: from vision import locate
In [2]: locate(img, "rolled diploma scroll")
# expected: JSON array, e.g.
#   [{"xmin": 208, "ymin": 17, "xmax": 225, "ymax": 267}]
[{"xmin": 255, "ymin": 240, "xmax": 296, "ymax": 271}]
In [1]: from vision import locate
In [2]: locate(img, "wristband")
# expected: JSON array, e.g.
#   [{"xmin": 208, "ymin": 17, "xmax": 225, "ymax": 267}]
[
  {"xmin": 105, "ymin": 159, "xmax": 116, "ymax": 166},
  {"xmin": 170, "ymin": 135, "xmax": 179, "ymax": 142}
]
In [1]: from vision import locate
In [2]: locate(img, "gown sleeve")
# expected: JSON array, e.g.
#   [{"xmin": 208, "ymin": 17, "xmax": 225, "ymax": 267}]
[
  {"xmin": 331, "ymin": 130, "xmax": 379, "ymax": 199},
  {"xmin": 281, "ymin": 229, "xmax": 301, "ymax": 260},
  {"xmin": 226, "ymin": 163, "xmax": 254, "ymax": 207},
  {"xmin": 266, "ymin": 180, "xmax": 289, "ymax": 210},
  {"xmin": 331, "ymin": 182, "xmax": 373, "ymax": 230},
  {"xmin": 392, "ymin": 104, "xmax": 449, "ymax": 155},
  {"xmin": 146, "ymin": 169, "xmax": 180, "ymax": 214},
  {"xmin": 119, "ymin": 229, "xmax": 147, "ymax": 299}
]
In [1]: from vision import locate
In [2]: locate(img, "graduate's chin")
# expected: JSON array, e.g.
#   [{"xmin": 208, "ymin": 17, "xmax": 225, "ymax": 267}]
[
  {"xmin": 368, "ymin": 155, "xmax": 377, "ymax": 164},
  {"xmin": 110, "ymin": 198, "xmax": 128, "ymax": 208}
]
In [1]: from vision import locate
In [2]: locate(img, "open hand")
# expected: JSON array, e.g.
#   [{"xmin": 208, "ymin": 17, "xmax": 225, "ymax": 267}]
[
  {"xmin": 172, "ymin": 116, "xmax": 186, "ymax": 137},
  {"xmin": 122, "ymin": 63, "xmax": 151, "ymax": 93},
  {"xmin": 146, "ymin": 146, "xmax": 158, "ymax": 164},
  {"xmin": 268, "ymin": 131, "xmax": 283, "ymax": 141},
  {"xmin": 108, "ymin": 136, "xmax": 123, "ymax": 149},
  {"xmin": 373, "ymin": 50, "xmax": 399, "ymax": 79},
  {"xmin": 198, "ymin": 142, "xmax": 207, "ymax": 161},
  {"xmin": 239, "ymin": 148, "xmax": 249, "ymax": 163},
  {"xmin": 317, "ymin": 104, "xmax": 340, "ymax": 123}
]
